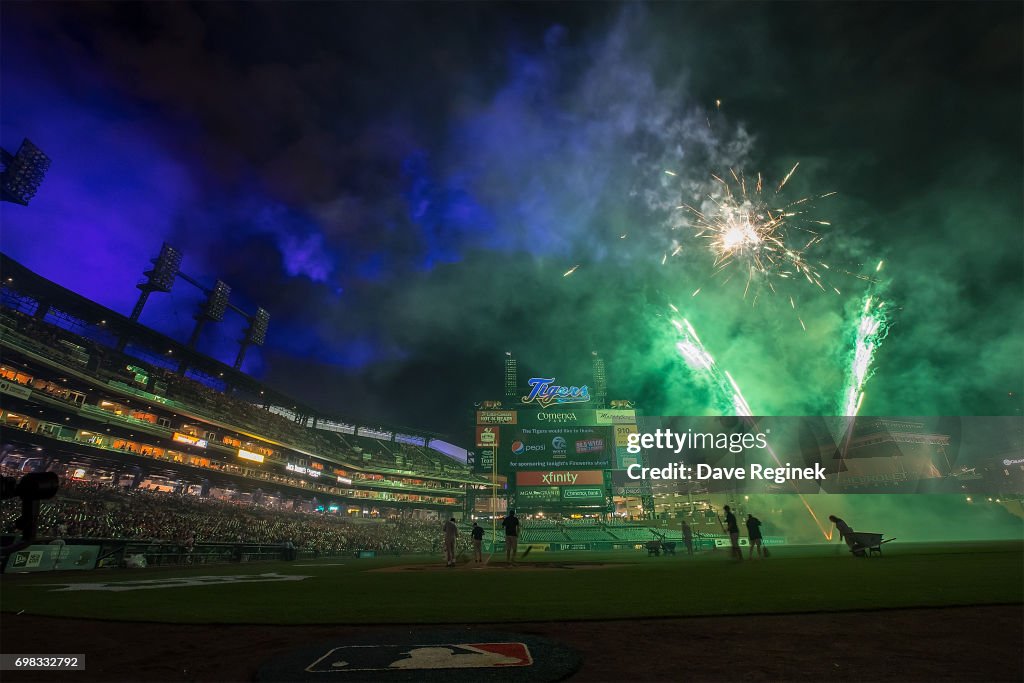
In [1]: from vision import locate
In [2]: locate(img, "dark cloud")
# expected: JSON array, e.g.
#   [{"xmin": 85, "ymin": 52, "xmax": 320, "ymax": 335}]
[{"xmin": 1, "ymin": 2, "xmax": 1020, "ymax": 438}]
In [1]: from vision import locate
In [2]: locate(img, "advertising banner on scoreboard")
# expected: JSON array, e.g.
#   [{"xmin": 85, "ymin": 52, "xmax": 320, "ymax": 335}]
[
  {"xmin": 516, "ymin": 470, "xmax": 606, "ymax": 486},
  {"xmin": 476, "ymin": 426, "xmax": 499, "ymax": 448},
  {"xmin": 501, "ymin": 425, "xmax": 613, "ymax": 471},
  {"xmin": 575, "ymin": 436, "xmax": 606, "ymax": 453},
  {"xmin": 560, "ymin": 486, "xmax": 605, "ymax": 502},
  {"xmin": 517, "ymin": 409, "xmax": 598, "ymax": 427},
  {"xmin": 516, "ymin": 486, "xmax": 607, "ymax": 507},
  {"xmin": 614, "ymin": 485, "xmax": 651, "ymax": 497},
  {"xmin": 616, "ymin": 446, "xmax": 639, "ymax": 469},
  {"xmin": 596, "ymin": 409, "xmax": 637, "ymax": 425},
  {"xmin": 517, "ymin": 486, "xmax": 561, "ymax": 504},
  {"xmin": 477, "ymin": 411, "xmax": 517, "ymax": 425},
  {"xmin": 613, "ymin": 424, "xmax": 638, "ymax": 446},
  {"xmin": 477, "ymin": 448, "xmax": 494, "ymax": 471}
]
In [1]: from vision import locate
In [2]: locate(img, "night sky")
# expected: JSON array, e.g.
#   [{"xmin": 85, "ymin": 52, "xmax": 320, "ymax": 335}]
[{"xmin": 2, "ymin": 2, "xmax": 1021, "ymax": 439}]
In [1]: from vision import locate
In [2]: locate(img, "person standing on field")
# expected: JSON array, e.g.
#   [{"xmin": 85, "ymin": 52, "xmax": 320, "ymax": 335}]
[
  {"xmin": 442, "ymin": 517, "xmax": 458, "ymax": 567},
  {"xmin": 501, "ymin": 509, "xmax": 520, "ymax": 564},
  {"xmin": 471, "ymin": 522, "xmax": 485, "ymax": 563},
  {"xmin": 723, "ymin": 505, "xmax": 742, "ymax": 561},
  {"xmin": 746, "ymin": 513, "xmax": 763, "ymax": 559}
]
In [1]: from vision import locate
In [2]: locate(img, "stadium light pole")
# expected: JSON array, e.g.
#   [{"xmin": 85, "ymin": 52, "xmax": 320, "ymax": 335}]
[
  {"xmin": 119, "ymin": 243, "xmax": 182, "ymax": 351},
  {"xmin": 186, "ymin": 280, "xmax": 232, "ymax": 349},
  {"xmin": 489, "ymin": 429, "xmax": 499, "ymax": 565},
  {"xmin": 174, "ymin": 279, "xmax": 232, "ymax": 374},
  {"xmin": 234, "ymin": 307, "xmax": 270, "ymax": 370},
  {"xmin": 173, "ymin": 270, "xmax": 268, "ymax": 374},
  {"xmin": 592, "ymin": 351, "xmax": 607, "ymax": 408},
  {"xmin": 504, "ymin": 351, "xmax": 518, "ymax": 400},
  {"xmin": 129, "ymin": 243, "xmax": 182, "ymax": 322},
  {"xmin": 1, "ymin": 138, "xmax": 51, "ymax": 206}
]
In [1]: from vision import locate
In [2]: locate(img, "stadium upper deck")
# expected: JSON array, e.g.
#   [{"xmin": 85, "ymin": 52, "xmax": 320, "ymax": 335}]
[{"xmin": 0, "ymin": 253, "xmax": 488, "ymax": 514}]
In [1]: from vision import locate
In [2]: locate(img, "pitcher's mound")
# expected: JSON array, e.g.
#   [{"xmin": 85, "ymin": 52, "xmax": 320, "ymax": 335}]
[{"xmin": 373, "ymin": 561, "xmax": 625, "ymax": 573}]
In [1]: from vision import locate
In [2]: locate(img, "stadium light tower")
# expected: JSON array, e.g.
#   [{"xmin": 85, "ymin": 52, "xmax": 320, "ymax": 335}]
[
  {"xmin": 1, "ymin": 138, "xmax": 51, "ymax": 206},
  {"xmin": 130, "ymin": 242, "xmax": 182, "ymax": 322},
  {"xmin": 234, "ymin": 307, "xmax": 270, "ymax": 370},
  {"xmin": 184, "ymin": 279, "xmax": 231, "ymax": 349},
  {"xmin": 592, "ymin": 351, "xmax": 607, "ymax": 407},
  {"xmin": 504, "ymin": 352, "xmax": 518, "ymax": 400}
]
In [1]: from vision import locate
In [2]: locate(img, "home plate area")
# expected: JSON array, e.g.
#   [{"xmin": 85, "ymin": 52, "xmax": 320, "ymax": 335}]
[{"xmin": 257, "ymin": 630, "xmax": 580, "ymax": 682}]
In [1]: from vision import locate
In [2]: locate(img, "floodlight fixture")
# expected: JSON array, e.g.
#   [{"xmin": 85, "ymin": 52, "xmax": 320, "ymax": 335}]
[
  {"xmin": 246, "ymin": 307, "xmax": 270, "ymax": 346},
  {"xmin": 129, "ymin": 243, "xmax": 182, "ymax": 322},
  {"xmin": 201, "ymin": 280, "xmax": 231, "ymax": 322},
  {"xmin": 234, "ymin": 307, "xmax": 270, "ymax": 369},
  {"xmin": 1, "ymin": 139, "xmax": 51, "ymax": 206}
]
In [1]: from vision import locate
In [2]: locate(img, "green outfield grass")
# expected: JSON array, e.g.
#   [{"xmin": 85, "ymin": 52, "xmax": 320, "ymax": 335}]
[{"xmin": 2, "ymin": 541, "xmax": 1021, "ymax": 624}]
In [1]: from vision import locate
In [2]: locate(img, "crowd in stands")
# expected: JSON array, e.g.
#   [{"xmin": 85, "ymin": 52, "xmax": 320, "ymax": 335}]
[
  {"xmin": 0, "ymin": 466, "xmax": 724, "ymax": 564},
  {"xmin": 0, "ymin": 419, "xmax": 462, "ymax": 514},
  {"xmin": 0, "ymin": 309, "xmax": 100, "ymax": 372},
  {"xmin": 0, "ymin": 473, "xmax": 469, "ymax": 556},
  {"xmin": 155, "ymin": 370, "xmax": 308, "ymax": 446}
]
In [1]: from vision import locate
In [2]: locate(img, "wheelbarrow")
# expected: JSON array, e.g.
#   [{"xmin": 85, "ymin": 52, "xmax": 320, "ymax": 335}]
[{"xmin": 848, "ymin": 532, "xmax": 894, "ymax": 557}]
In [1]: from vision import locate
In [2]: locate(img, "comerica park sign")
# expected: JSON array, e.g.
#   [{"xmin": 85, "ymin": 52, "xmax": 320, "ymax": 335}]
[{"xmin": 521, "ymin": 377, "xmax": 590, "ymax": 409}]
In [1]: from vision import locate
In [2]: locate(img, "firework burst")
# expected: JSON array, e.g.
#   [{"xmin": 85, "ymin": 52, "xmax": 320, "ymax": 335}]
[{"xmin": 676, "ymin": 164, "xmax": 838, "ymax": 302}]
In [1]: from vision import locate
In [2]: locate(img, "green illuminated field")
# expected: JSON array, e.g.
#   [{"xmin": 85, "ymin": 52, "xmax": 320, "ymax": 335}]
[{"xmin": 2, "ymin": 542, "xmax": 1021, "ymax": 625}]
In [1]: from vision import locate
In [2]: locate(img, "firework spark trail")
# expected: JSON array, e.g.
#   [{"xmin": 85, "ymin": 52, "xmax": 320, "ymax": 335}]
[
  {"xmin": 759, "ymin": 436, "xmax": 834, "ymax": 540},
  {"xmin": 667, "ymin": 304, "xmax": 833, "ymax": 539},
  {"xmin": 672, "ymin": 165, "xmax": 840, "ymax": 313},
  {"xmin": 668, "ymin": 307, "xmax": 752, "ymax": 416},
  {"xmin": 725, "ymin": 371, "xmax": 753, "ymax": 417},
  {"xmin": 776, "ymin": 162, "xmax": 799, "ymax": 193},
  {"xmin": 840, "ymin": 285, "xmax": 891, "ymax": 417}
]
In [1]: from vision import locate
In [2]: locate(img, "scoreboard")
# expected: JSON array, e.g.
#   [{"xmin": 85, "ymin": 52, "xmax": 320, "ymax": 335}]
[{"xmin": 471, "ymin": 398, "xmax": 639, "ymax": 512}]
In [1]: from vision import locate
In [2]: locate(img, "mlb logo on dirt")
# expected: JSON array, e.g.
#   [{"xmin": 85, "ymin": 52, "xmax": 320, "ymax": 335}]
[{"xmin": 305, "ymin": 642, "xmax": 533, "ymax": 672}]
